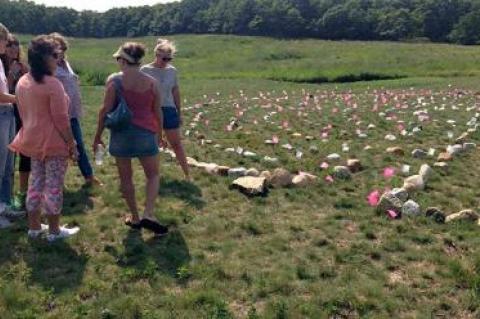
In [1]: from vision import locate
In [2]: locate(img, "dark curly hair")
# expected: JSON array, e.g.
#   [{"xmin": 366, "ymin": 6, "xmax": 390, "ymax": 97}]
[
  {"xmin": 122, "ymin": 42, "xmax": 146, "ymax": 66},
  {"xmin": 28, "ymin": 35, "xmax": 57, "ymax": 83}
]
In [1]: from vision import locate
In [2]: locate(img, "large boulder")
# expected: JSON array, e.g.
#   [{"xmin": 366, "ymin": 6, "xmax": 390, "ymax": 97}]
[{"xmin": 231, "ymin": 177, "xmax": 267, "ymax": 196}]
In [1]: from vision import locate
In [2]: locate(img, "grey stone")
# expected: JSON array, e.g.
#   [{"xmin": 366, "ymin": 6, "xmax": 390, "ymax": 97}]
[
  {"xmin": 402, "ymin": 200, "xmax": 421, "ymax": 216},
  {"xmin": 228, "ymin": 167, "xmax": 247, "ymax": 178},
  {"xmin": 425, "ymin": 207, "xmax": 446, "ymax": 224},
  {"xmin": 245, "ymin": 168, "xmax": 260, "ymax": 177},
  {"xmin": 419, "ymin": 164, "xmax": 433, "ymax": 182},
  {"xmin": 333, "ymin": 166, "xmax": 352, "ymax": 180},
  {"xmin": 412, "ymin": 149, "xmax": 428, "ymax": 158},
  {"xmin": 391, "ymin": 188, "xmax": 409, "ymax": 202}
]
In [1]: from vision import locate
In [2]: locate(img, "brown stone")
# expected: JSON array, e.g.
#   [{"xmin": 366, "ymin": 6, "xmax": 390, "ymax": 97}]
[
  {"xmin": 437, "ymin": 152, "xmax": 453, "ymax": 162},
  {"xmin": 386, "ymin": 147, "xmax": 405, "ymax": 156},
  {"xmin": 347, "ymin": 159, "xmax": 363, "ymax": 173}
]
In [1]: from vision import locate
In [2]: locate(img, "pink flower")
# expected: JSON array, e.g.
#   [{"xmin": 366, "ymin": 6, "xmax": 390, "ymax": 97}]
[
  {"xmin": 367, "ymin": 190, "xmax": 380, "ymax": 206},
  {"xmin": 383, "ymin": 167, "xmax": 396, "ymax": 179},
  {"xmin": 325, "ymin": 175, "xmax": 334, "ymax": 183},
  {"xmin": 386, "ymin": 210, "xmax": 399, "ymax": 219},
  {"xmin": 272, "ymin": 135, "xmax": 279, "ymax": 144},
  {"xmin": 320, "ymin": 162, "xmax": 329, "ymax": 170}
]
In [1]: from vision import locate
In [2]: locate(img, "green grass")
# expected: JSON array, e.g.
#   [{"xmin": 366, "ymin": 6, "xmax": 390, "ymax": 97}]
[
  {"xmin": 16, "ymin": 34, "xmax": 480, "ymax": 85},
  {"xmin": 2, "ymin": 34, "xmax": 480, "ymax": 318}
]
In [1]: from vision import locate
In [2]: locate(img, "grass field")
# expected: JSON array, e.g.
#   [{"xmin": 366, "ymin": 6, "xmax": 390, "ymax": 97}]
[{"xmin": 2, "ymin": 35, "xmax": 480, "ymax": 318}]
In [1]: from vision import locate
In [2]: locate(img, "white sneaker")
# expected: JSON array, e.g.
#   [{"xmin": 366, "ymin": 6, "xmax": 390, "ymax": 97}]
[
  {"xmin": 27, "ymin": 224, "xmax": 49, "ymax": 239},
  {"xmin": 46, "ymin": 226, "xmax": 80, "ymax": 242},
  {"xmin": 0, "ymin": 216, "xmax": 12, "ymax": 229}
]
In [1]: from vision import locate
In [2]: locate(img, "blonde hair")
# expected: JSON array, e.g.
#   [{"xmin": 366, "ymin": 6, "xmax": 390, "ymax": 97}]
[
  {"xmin": 154, "ymin": 38, "xmax": 176, "ymax": 56},
  {"xmin": 0, "ymin": 23, "xmax": 9, "ymax": 41}
]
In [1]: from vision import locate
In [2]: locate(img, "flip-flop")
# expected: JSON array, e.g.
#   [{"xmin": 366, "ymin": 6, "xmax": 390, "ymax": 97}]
[
  {"xmin": 140, "ymin": 218, "xmax": 169, "ymax": 236},
  {"xmin": 125, "ymin": 217, "xmax": 142, "ymax": 230}
]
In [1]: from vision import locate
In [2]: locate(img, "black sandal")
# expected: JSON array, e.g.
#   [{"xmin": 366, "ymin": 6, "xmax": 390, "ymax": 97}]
[
  {"xmin": 125, "ymin": 217, "xmax": 142, "ymax": 230},
  {"xmin": 140, "ymin": 218, "xmax": 169, "ymax": 236}
]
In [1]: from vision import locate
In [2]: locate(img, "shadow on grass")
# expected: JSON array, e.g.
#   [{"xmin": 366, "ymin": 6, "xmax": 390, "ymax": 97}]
[
  {"xmin": 108, "ymin": 230, "xmax": 191, "ymax": 281},
  {"xmin": 63, "ymin": 185, "xmax": 94, "ymax": 215},
  {"xmin": 159, "ymin": 177, "xmax": 206, "ymax": 209},
  {"xmin": 24, "ymin": 240, "xmax": 88, "ymax": 293}
]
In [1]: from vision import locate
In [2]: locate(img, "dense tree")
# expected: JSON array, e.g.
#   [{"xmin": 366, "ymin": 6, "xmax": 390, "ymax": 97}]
[{"xmin": 1, "ymin": 0, "xmax": 480, "ymax": 44}]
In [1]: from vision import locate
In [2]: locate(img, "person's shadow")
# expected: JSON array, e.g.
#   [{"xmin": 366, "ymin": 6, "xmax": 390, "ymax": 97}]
[
  {"xmin": 63, "ymin": 185, "xmax": 94, "ymax": 215},
  {"xmin": 159, "ymin": 177, "xmax": 205, "ymax": 210},
  {"xmin": 106, "ymin": 229, "xmax": 191, "ymax": 282},
  {"xmin": 23, "ymin": 240, "xmax": 88, "ymax": 293}
]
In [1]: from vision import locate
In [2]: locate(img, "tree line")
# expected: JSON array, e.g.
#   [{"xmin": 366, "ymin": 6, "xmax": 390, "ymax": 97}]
[{"xmin": 2, "ymin": 0, "xmax": 480, "ymax": 44}]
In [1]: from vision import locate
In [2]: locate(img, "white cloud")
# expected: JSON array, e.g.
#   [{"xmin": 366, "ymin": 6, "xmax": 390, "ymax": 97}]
[{"xmin": 30, "ymin": 0, "xmax": 177, "ymax": 12}]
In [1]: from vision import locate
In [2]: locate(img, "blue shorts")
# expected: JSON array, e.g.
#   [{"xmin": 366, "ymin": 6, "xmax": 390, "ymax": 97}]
[
  {"xmin": 109, "ymin": 124, "xmax": 159, "ymax": 158},
  {"xmin": 162, "ymin": 106, "xmax": 180, "ymax": 130}
]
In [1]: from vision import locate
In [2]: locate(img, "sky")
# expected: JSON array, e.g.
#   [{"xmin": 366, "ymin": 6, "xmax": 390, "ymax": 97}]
[{"xmin": 30, "ymin": 0, "xmax": 177, "ymax": 12}]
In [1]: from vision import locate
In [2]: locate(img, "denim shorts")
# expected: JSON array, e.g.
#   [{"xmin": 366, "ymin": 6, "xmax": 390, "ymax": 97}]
[
  {"xmin": 109, "ymin": 124, "xmax": 159, "ymax": 158},
  {"xmin": 162, "ymin": 106, "xmax": 180, "ymax": 130}
]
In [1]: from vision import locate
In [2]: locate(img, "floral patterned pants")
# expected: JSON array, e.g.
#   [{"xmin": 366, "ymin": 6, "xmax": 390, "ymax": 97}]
[{"xmin": 27, "ymin": 157, "xmax": 68, "ymax": 215}]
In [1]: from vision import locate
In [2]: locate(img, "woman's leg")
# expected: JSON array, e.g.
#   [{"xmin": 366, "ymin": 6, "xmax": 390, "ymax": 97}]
[
  {"xmin": 43, "ymin": 157, "xmax": 68, "ymax": 234},
  {"xmin": 26, "ymin": 159, "xmax": 45, "ymax": 231},
  {"xmin": 0, "ymin": 111, "xmax": 15, "ymax": 205},
  {"xmin": 164, "ymin": 128, "xmax": 190, "ymax": 180},
  {"xmin": 138, "ymin": 155, "xmax": 160, "ymax": 219},
  {"xmin": 70, "ymin": 118, "xmax": 100, "ymax": 185},
  {"xmin": 115, "ymin": 157, "xmax": 139, "ymax": 222}
]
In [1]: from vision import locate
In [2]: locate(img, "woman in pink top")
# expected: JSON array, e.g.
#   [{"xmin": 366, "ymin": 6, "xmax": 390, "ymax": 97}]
[
  {"xmin": 93, "ymin": 42, "xmax": 168, "ymax": 236},
  {"xmin": 9, "ymin": 35, "xmax": 79, "ymax": 241}
]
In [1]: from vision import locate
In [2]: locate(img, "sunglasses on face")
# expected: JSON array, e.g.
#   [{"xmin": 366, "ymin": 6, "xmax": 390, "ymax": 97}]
[
  {"xmin": 156, "ymin": 55, "xmax": 172, "ymax": 62},
  {"xmin": 7, "ymin": 43, "xmax": 19, "ymax": 48}
]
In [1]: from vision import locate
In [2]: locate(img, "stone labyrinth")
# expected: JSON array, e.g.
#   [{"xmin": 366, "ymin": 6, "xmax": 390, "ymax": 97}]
[{"xmin": 161, "ymin": 87, "xmax": 480, "ymax": 225}]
